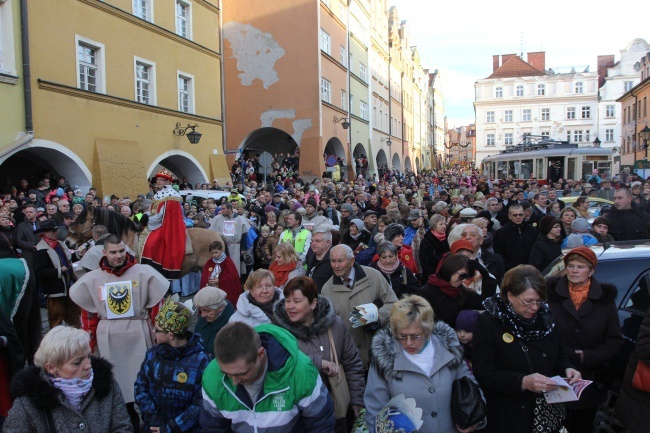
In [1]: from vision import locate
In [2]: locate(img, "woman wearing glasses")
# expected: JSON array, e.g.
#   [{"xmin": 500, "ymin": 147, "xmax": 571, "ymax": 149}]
[
  {"xmin": 364, "ymin": 295, "xmax": 485, "ymax": 433},
  {"xmin": 418, "ymin": 254, "xmax": 487, "ymax": 327},
  {"xmin": 472, "ymin": 265, "xmax": 582, "ymax": 432},
  {"xmin": 546, "ymin": 247, "xmax": 623, "ymax": 433}
]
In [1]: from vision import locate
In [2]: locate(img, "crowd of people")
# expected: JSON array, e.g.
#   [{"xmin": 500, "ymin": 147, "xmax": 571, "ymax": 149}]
[{"xmin": 1, "ymin": 162, "xmax": 650, "ymax": 433}]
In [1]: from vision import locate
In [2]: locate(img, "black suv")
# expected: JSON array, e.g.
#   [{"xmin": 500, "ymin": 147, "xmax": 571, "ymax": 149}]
[{"xmin": 544, "ymin": 240, "xmax": 650, "ymax": 432}]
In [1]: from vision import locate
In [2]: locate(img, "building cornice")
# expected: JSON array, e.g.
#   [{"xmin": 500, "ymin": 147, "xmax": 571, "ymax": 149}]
[
  {"xmin": 78, "ymin": 0, "xmax": 221, "ymax": 59},
  {"xmin": 321, "ymin": 51, "xmax": 348, "ymax": 73},
  {"xmin": 617, "ymin": 76, "xmax": 650, "ymax": 102},
  {"xmin": 38, "ymin": 79, "xmax": 223, "ymax": 125},
  {"xmin": 0, "ymin": 72, "xmax": 19, "ymax": 85}
]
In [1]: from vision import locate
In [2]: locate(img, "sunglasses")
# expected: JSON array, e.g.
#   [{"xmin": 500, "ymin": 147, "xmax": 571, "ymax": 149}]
[{"xmin": 456, "ymin": 272, "xmax": 470, "ymax": 280}]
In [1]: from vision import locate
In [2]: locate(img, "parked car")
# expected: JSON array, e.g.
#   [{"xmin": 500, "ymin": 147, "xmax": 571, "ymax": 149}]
[
  {"xmin": 544, "ymin": 240, "xmax": 650, "ymax": 432},
  {"xmin": 559, "ymin": 196, "xmax": 614, "ymax": 219}
]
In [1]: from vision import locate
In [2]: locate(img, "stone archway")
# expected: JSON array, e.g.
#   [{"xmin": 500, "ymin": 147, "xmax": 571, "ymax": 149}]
[
  {"xmin": 240, "ymin": 127, "xmax": 298, "ymax": 160},
  {"xmin": 391, "ymin": 153, "xmax": 402, "ymax": 172},
  {"xmin": 415, "ymin": 157, "xmax": 420, "ymax": 170},
  {"xmin": 405, "ymin": 156, "xmax": 413, "ymax": 173},
  {"xmin": 375, "ymin": 149, "xmax": 388, "ymax": 178},
  {"xmin": 148, "ymin": 151, "xmax": 208, "ymax": 186},
  {"xmin": 0, "ymin": 139, "xmax": 92, "ymax": 192}
]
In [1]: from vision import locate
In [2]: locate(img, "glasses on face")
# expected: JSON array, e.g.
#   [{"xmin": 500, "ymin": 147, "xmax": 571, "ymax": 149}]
[
  {"xmin": 517, "ymin": 296, "xmax": 544, "ymax": 309},
  {"xmin": 510, "ymin": 213, "xmax": 524, "ymax": 217},
  {"xmin": 552, "ymin": 224, "xmax": 561, "ymax": 229},
  {"xmin": 455, "ymin": 271, "xmax": 470, "ymax": 280},
  {"xmin": 395, "ymin": 333, "xmax": 424, "ymax": 343}
]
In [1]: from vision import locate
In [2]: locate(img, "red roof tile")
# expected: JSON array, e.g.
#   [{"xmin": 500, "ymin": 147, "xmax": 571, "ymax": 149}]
[{"xmin": 487, "ymin": 55, "xmax": 546, "ymax": 79}]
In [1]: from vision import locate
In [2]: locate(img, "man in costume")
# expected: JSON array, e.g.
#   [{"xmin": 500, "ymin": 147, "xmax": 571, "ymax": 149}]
[
  {"xmin": 141, "ymin": 170, "xmax": 187, "ymax": 279},
  {"xmin": 69, "ymin": 234, "xmax": 169, "ymax": 431},
  {"xmin": 209, "ymin": 202, "xmax": 250, "ymax": 276}
]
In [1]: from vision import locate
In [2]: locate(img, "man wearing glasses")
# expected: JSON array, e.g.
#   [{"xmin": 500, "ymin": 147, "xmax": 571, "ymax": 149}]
[{"xmin": 493, "ymin": 204, "xmax": 538, "ymax": 271}]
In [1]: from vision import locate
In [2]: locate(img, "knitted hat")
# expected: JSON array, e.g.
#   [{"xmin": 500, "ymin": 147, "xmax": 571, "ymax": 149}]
[
  {"xmin": 539, "ymin": 215, "xmax": 560, "ymax": 235},
  {"xmin": 264, "ymin": 204, "xmax": 276, "ymax": 213},
  {"xmin": 455, "ymin": 310, "xmax": 479, "ymax": 333},
  {"xmin": 450, "ymin": 239, "xmax": 474, "ymax": 254},
  {"xmin": 350, "ymin": 219, "xmax": 364, "ymax": 231},
  {"xmin": 305, "ymin": 198, "xmax": 318, "ymax": 209},
  {"xmin": 563, "ymin": 246, "xmax": 597, "ymax": 269},
  {"xmin": 155, "ymin": 297, "xmax": 191, "ymax": 334},
  {"xmin": 383, "ymin": 223, "xmax": 405, "ymax": 242},
  {"xmin": 193, "ymin": 286, "xmax": 227, "ymax": 308},
  {"xmin": 341, "ymin": 203, "xmax": 354, "ymax": 214},
  {"xmin": 291, "ymin": 202, "xmax": 303, "ymax": 212},
  {"xmin": 571, "ymin": 218, "xmax": 591, "ymax": 233}
]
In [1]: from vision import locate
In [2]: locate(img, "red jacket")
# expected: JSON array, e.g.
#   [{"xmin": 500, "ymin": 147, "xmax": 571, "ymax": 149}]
[{"xmin": 199, "ymin": 257, "xmax": 242, "ymax": 308}]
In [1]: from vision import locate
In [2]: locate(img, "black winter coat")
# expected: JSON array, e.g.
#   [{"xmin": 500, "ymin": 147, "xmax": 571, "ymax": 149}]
[
  {"xmin": 493, "ymin": 222, "xmax": 538, "ymax": 271},
  {"xmin": 370, "ymin": 262, "xmax": 419, "ymax": 298},
  {"xmin": 546, "ymin": 276, "xmax": 624, "ymax": 409},
  {"xmin": 417, "ymin": 282, "xmax": 488, "ymax": 328},
  {"xmin": 529, "ymin": 235, "xmax": 562, "ymax": 272},
  {"xmin": 305, "ymin": 248, "xmax": 333, "ymax": 292},
  {"xmin": 479, "ymin": 248, "xmax": 505, "ymax": 286},
  {"xmin": 607, "ymin": 206, "xmax": 650, "ymax": 241},
  {"xmin": 418, "ymin": 230, "xmax": 450, "ymax": 283},
  {"xmin": 472, "ymin": 311, "xmax": 574, "ymax": 433}
]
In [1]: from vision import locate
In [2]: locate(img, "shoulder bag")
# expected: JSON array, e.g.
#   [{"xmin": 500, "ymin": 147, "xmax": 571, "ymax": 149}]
[
  {"xmin": 327, "ymin": 327, "xmax": 351, "ymax": 419},
  {"xmin": 632, "ymin": 360, "xmax": 650, "ymax": 392},
  {"xmin": 518, "ymin": 340, "xmax": 566, "ymax": 433}
]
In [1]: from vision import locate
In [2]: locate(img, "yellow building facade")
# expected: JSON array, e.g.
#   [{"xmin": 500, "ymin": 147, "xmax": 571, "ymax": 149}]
[{"xmin": 0, "ymin": 0, "xmax": 224, "ymax": 198}]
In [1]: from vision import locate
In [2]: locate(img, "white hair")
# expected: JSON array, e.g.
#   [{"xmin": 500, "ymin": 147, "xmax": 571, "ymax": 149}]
[{"xmin": 34, "ymin": 326, "xmax": 90, "ymax": 368}]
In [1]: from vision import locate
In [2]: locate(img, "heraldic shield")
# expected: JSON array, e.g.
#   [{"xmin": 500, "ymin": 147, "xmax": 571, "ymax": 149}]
[{"xmin": 105, "ymin": 281, "xmax": 135, "ymax": 319}]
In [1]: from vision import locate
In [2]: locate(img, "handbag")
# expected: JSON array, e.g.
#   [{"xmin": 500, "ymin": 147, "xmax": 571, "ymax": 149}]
[
  {"xmin": 518, "ymin": 340, "xmax": 566, "ymax": 433},
  {"xmin": 451, "ymin": 376, "xmax": 486, "ymax": 429},
  {"xmin": 327, "ymin": 327, "xmax": 351, "ymax": 419},
  {"xmin": 632, "ymin": 360, "xmax": 650, "ymax": 392}
]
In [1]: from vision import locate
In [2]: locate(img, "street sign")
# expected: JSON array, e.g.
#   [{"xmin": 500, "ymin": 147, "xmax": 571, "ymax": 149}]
[
  {"xmin": 259, "ymin": 167, "xmax": 274, "ymax": 174},
  {"xmin": 326, "ymin": 155, "xmax": 338, "ymax": 167},
  {"xmin": 259, "ymin": 151, "xmax": 274, "ymax": 167}
]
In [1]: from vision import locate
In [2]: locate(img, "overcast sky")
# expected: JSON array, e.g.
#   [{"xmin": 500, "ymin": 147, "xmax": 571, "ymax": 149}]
[{"xmin": 389, "ymin": 0, "xmax": 647, "ymax": 128}]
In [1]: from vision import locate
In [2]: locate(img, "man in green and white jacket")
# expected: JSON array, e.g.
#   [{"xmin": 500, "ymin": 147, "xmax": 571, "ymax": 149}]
[{"xmin": 199, "ymin": 322, "xmax": 335, "ymax": 433}]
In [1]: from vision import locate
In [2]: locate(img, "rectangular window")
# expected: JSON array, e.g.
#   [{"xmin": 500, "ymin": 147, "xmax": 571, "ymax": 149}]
[
  {"xmin": 359, "ymin": 62, "xmax": 367, "ymax": 82},
  {"xmin": 175, "ymin": 1, "xmax": 191, "ymax": 39},
  {"xmin": 504, "ymin": 110, "xmax": 513, "ymax": 122},
  {"xmin": 625, "ymin": 81, "xmax": 633, "ymax": 91},
  {"xmin": 522, "ymin": 109, "xmax": 531, "ymax": 121},
  {"xmin": 177, "ymin": 72, "xmax": 194, "ymax": 113},
  {"xmin": 486, "ymin": 111, "xmax": 494, "ymax": 123},
  {"xmin": 341, "ymin": 90, "xmax": 346, "ymax": 110},
  {"xmin": 537, "ymin": 84, "xmax": 545, "ymax": 96},
  {"xmin": 321, "ymin": 78, "xmax": 331, "ymax": 103},
  {"xmin": 567, "ymin": 107, "xmax": 576, "ymax": 119},
  {"xmin": 76, "ymin": 36, "xmax": 105, "ymax": 93},
  {"xmin": 134, "ymin": 58, "xmax": 156, "ymax": 105},
  {"xmin": 495, "ymin": 87, "xmax": 503, "ymax": 98},
  {"xmin": 581, "ymin": 106, "xmax": 591, "ymax": 119},
  {"xmin": 606, "ymin": 129, "xmax": 614, "ymax": 141},
  {"xmin": 575, "ymin": 82, "xmax": 583, "ymax": 93},
  {"xmin": 516, "ymin": 85, "xmax": 524, "ymax": 96},
  {"xmin": 606, "ymin": 104, "xmax": 615, "ymax": 118},
  {"xmin": 486, "ymin": 134, "xmax": 495, "ymax": 146},
  {"xmin": 132, "ymin": 0, "xmax": 152, "ymax": 21},
  {"xmin": 504, "ymin": 133, "xmax": 513, "ymax": 145},
  {"xmin": 541, "ymin": 108, "xmax": 550, "ymax": 120},
  {"xmin": 340, "ymin": 46, "xmax": 346, "ymax": 64},
  {"xmin": 360, "ymin": 101, "xmax": 368, "ymax": 120},
  {"xmin": 319, "ymin": 29, "xmax": 331, "ymax": 55},
  {"xmin": 541, "ymin": 131, "xmax": 550, "ymax": 139},
  {"xmin": 574, "ymin": 130, "xmax": 583, "ymax": 142}
]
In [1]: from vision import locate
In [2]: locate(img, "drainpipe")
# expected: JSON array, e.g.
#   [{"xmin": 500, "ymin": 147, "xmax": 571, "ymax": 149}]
[
  {"xmin": 218, "ymin": 0, "xmax": 227, "ymax": 155},
  {"xmin": 20, "ymin": 0, "xmax": 33, "ymax": 134}
]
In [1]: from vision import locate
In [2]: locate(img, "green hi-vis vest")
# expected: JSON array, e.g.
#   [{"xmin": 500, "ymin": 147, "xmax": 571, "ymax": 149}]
[{"xmin": 280, "ymin": 229, "xmax": 309, "ymax": 254}]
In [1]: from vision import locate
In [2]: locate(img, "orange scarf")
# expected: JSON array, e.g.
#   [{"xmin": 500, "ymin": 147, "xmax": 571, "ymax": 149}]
[
  {"xmin": 568, "ymin": 280, "xmax": 591, "ymax": 310},
  {"xmin": 269, "ymin": 261, "xmax": 297, "ymax": 287}
]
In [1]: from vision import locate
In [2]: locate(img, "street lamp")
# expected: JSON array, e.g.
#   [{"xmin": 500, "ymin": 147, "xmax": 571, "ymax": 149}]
[
  {"xmin": 593, "ymin": 137, "xmax": 601, "ymax": 148},
  {"xmin": 173, "ymin": 123, "xmax": 202, "ymax": 144},
  {"xmin": 333, "ymin": 116, "xmax": 350, "ymax": 129},
  {"xmin": 640, "ymin": 125, "xmax": 650, "ymax": 150}
]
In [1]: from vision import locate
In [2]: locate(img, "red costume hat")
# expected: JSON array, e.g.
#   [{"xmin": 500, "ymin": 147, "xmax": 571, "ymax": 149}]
[{"xmin": 154, "ymin": 170, "xmax": 173, "ymax": 182}]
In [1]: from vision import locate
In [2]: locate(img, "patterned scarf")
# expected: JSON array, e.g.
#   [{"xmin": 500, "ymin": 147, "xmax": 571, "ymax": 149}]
[
  {"xmin": 49, "ymin": 370, "xmax": 94, "ymax": 411},
  {"xmin": 483, "ymin": 295, "xmax": 554, "ymax": 341},
  {"xmin": 99, "ymin": 252, "xmax": 137, "ymax": 277}
]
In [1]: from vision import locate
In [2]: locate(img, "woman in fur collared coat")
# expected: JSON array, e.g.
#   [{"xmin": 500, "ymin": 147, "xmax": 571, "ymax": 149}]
[
  {"xmin": 272, "ymin": 276, "xmax": 365, "ymax": 433},
  {"xmin": 4, "ymin": 326, "xmax": 132, "ymax": 433},
  {"xmin": 364, "ymin": 295, "xmax": 485, "ymax": 433}
]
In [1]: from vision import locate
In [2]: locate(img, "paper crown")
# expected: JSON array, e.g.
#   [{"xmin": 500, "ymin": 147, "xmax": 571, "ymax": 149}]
[
  {"xmin": 376, "ymin": 394, "xmax": 424, "ymax": 433},
  {"xmin": 154, "ymin": 170, "xmax": 173, "ymax": 182},
  {"xmin": 450, "ymin": 189, "xmax": 461, "ymax": 198},
  {"xmin": 155, "ymin": 296, "xmax": 191, "ymax": 335}
]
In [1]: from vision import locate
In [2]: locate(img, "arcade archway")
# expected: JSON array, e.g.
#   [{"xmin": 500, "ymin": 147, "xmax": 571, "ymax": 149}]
[
  {"xmin": 148, "ymin": 151, "xmax": 208, "ymax": 185},
  {"xmin": 391, "ymin": 153, "xmax": 402, "ymax": 172},
  {"xmin": 0, "ymin": 139, "xmax": 92, "ymax": 192},
  {"xmin": 405, "ymin": 156, "xmax": 413, "ymax": 173},
  {"xmin": 240, "ymin": 127, "xmax": 298, "ymax": 160},
  {"xmin": 325, "ymin": 137, "xmax": 346, "ymax": 161}
]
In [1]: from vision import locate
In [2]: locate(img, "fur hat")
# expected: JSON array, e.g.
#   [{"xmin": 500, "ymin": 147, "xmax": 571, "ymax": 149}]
[
  {"xmin": 539, "ymin": 215, "xmax": 560, "ymax": 235},
  {"xmin": 383, "ymin": 223, "xmax": 405, "ymax": 242},
  {"xmin": 563, "ymin": 246, "xmax": 597, "ymax": 269},
  {"xmin": 571, "ymin": 218, "xmax": 591, "ymax": 233},
  {"xmin": 193, "ymin": 287, "xmax": 227, "ymax": 308}
]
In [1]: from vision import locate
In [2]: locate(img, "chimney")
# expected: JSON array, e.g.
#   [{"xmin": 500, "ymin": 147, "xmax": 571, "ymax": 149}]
[
  {"xmin": 501, "ymin": 53, "xmax": 516, "ymax": 65},
  {"xmin": 597, "ymin": 55, "xmax": 615, "ymax": 88},
  {"xmin": 527, "ymin": 52, "xmax": 546, "ymax": 72},
  {"xmin": 493, "ymin": 55, "xmax": 500, "ymax": 72}
]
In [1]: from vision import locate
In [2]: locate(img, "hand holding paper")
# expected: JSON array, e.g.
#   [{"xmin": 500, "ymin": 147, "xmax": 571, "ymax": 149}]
[{"xmin": 349, "ymin": 303, "xmax": 379, "ymax": 328}]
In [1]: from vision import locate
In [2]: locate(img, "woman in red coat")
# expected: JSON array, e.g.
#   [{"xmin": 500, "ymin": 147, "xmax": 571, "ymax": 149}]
[{"xmin": 199, "ymin": 240, "xmax": 242, "ymax": 308}]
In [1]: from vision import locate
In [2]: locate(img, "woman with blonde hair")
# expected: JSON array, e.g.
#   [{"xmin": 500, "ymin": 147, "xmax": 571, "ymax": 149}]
[
  {"xmin": 3, "ymin": 326, "xmax": 131, "ymax": 432},
  {"xmin": 269, "ymin": 242, "xmax": 305, "ymax": 290},
  {"xmin": 365, "ymin": 294, "xmax": 484, "ymax": 433},
  {"xmin": 228, "ymin": 269, "xmax": 283, "ymax": 326}
]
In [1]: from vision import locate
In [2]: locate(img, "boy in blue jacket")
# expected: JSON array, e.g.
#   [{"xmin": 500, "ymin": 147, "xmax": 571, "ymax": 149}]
[{"xmin": 135, "ymin": 297, "xmax": 210, "ymax": 432}]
